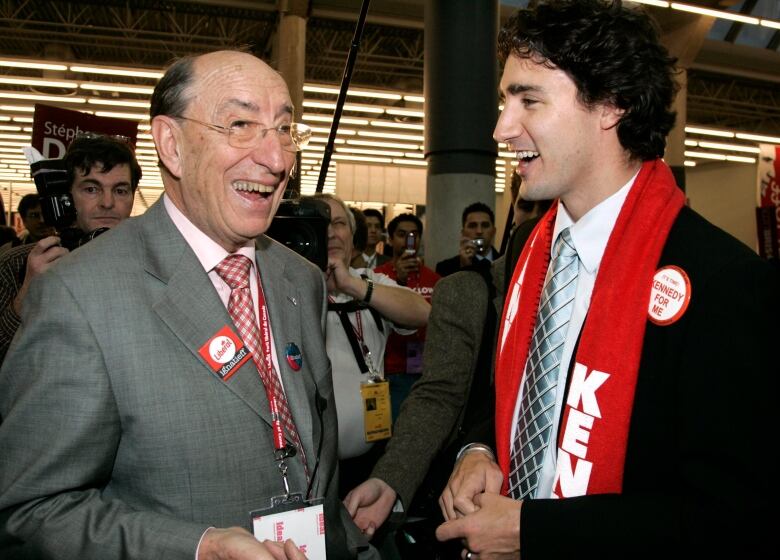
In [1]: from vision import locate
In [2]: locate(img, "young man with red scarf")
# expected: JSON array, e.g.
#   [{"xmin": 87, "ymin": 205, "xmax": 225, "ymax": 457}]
[{"xmin": 436, "ymin": 1, "xmax": 778, "ymax": 559}]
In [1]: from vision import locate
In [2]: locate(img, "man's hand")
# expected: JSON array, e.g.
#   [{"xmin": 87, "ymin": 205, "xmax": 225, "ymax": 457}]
[
  {"xmin": 394, "ymin": 252, "xmax": 420, "ymax": 285},
  {"xmin": 325, "ymin": 255, "xmax": 362, "ymax": 296},
  {"xmin": 458, "ymin": 237, "xmax": 476, "ymax": 267},
  {"xmin": 436, "ymin": 493, "xmax": 522, "ymax": 560},
  {"xmin": 14, "ymin": 236, "xmax": 68, "ymax": 314},
  {"xmin": 344, "ymin": 477, "xmax": 397, "ymax": 538},
  {"xmin": 439, "ymin": 450, "xmax": 504, "ymax": 521},
  {"xmin": 198, "ymin": 527, "xmax": 308, "ymax": 560}
]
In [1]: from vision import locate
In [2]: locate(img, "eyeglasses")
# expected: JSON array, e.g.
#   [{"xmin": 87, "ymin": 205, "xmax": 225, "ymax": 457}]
[{"xmin": 178, "ymin": 116, "xmax": 312, "ymax": 152}]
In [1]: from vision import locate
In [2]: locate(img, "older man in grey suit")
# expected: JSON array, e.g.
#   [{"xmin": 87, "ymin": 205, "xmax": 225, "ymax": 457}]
[{"xmin": 0, "ymin": 51, "xmax": 373, "ymax": 560}]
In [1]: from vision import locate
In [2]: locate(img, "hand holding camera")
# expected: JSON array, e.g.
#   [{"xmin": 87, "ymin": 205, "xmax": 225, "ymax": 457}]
[
  {"xmin": 459, "ymin": 236, "xmax": 487, "ymax": 266},
  {"xmin": 396, "ymin": 232, "xmax": 420, "ymax": 285}
]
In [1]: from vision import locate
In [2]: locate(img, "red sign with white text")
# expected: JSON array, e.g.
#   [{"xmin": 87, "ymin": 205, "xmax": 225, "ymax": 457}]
[{"xmin": 31, "ymin": 104, "xmax": 138, "ymax": 159}]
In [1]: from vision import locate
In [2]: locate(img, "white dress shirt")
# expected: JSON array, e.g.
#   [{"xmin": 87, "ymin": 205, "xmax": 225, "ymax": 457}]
[
  {"xmin": 163, "ymin": 195, "xmax": 285, "ymax": 388},
  {"xmin": 509, "ymin": 171, "xmax": 639, "ymax": 498}
]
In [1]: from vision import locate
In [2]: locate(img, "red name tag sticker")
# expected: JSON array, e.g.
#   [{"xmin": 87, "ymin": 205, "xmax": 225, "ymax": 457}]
[
  {"xmin": 199, "ymin": 325, "xmax": 252, "ymax": 381},
  {"xmin": 647, "ymin": 266, "xmax": 691, "ymax": 326}
]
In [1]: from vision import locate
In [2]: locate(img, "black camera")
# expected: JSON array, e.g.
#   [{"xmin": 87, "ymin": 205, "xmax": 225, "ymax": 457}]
[
  {"xmin": 265, "ymin": 198, "xmax": 330, "ymax": 271},
  {"xmin": 29, "ymin": 157, "xmax": 109, "ymax": 251},
  {"xmin": 30, "ymin": 157, "xmax": 76, "ymax": 231}
]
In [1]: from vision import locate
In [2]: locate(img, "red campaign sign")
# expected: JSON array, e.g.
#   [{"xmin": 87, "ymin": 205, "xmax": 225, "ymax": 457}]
[
  {"xmin": 31, "ymin": 104, "xmax": 139, "ymax": 159},
  {"xmin": 758, "ymin": 145, "xmax": 780, "ymax": 260}
]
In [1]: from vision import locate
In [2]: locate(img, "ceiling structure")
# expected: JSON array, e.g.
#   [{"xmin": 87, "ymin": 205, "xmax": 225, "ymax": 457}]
[{"xmin": 0, "ymin": 0, "xmax": 778, "ymax": 211}]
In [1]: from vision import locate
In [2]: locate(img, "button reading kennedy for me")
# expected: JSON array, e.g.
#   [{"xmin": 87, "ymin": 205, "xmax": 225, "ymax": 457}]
[{"xmin": 648, "ymin": 266, "xmax": 691, "ymax": 325}]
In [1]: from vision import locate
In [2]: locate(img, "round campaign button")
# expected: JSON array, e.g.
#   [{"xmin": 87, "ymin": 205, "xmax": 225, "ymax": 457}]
[
  {"xmin": 209, "ymin": 335, "xmax": 236, "ymax": 364},
  {"xmin": 285, "ymin": 342, "xmax": 302, "ymax": 371},
  {"xmin": 647, "ymin": 265, "xmax": 691, "ymax": 326}
]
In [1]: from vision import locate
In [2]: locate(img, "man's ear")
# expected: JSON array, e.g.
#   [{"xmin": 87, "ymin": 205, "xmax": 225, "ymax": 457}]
[
  {"xmin": 600, "ymin": 103, "xmax": 625, "ymax": 131},
  {"xmin": 151, "ymin": 115, "xmax": 183, "ymax": 179}
]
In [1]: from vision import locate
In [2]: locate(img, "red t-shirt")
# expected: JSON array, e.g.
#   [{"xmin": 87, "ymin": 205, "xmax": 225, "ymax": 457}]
[{"xmin": 374, "ymin": 261, "xmax": 440, "ymax": 374}]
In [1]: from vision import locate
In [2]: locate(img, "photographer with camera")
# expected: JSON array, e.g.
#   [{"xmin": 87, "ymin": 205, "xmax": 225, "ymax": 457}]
[
  {"xmin": 0, "ymin": 194, "xmax": 55, "ymax": 253},
  {"xmin": 0, "ymin": 133, "xmax": 140, "ymax": 362},
  {"xmin": 435, "ymin": 202, "xmax": 500, "ymax": 277}
]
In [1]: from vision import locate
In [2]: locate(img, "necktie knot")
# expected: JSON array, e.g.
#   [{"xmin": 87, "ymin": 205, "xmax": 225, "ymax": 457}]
[
  {"xmin": 215, "ymin": 254, "xmax": 252, "ymax": 290},
  {"xmin": 555, "ymin": 228, "xmax": 577, "ymax": 260}
]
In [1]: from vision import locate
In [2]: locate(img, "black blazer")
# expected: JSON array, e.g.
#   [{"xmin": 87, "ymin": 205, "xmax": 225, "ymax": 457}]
[{"xmin": 521, "ymin": 207, "xmax": 778, "ymax": 559}]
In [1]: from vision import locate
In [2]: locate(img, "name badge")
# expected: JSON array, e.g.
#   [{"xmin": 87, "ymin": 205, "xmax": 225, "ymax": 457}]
[
  {"xmin": 251, "ymin": 494, "xmax": 326, "ymax": 559},
  {"xmin": 361, "ymin": 380, "xmax": 392, "ymax": 442},
  {"xmin": 198, "ymin": 325, "xmax": 252, "ymax": 381}
]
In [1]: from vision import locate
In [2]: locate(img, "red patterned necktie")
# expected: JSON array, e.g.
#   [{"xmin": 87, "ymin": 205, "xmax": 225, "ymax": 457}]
[{"xmin": 214, "ymin": 254, "xmax": 309, "ymax": 481}]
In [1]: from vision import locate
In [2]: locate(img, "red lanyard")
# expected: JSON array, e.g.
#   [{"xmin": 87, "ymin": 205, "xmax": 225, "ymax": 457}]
[{"xmin": 255, "ymin": 274, "xmax": 286, "ymax": 452}]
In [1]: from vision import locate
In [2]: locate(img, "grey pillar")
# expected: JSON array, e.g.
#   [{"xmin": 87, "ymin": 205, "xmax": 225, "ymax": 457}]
[
  {"xmin": 277, "ymin": 0, "xmax": 308, "ymax": 197},
  {"xmin": 424, "ymin": 0, "xmax": 499, "ymax": 265}
]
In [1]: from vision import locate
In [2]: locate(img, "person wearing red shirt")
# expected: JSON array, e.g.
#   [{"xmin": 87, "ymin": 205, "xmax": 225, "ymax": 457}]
[{"xmin": 374, "ymin": 213, "xmax": 440, "ymax": 419}]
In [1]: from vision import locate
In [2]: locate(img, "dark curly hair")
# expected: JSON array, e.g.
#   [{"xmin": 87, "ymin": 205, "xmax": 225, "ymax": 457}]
[{"xmin": 498, "ymin": 0, "xmax": 679, "ymax": 161}]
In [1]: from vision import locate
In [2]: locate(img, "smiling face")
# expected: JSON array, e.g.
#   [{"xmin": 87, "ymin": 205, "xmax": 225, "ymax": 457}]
[
  {"xmin": 71, "ymin": 163, "xmax": 134, "ymax": 232},
  {"xmin": 494, "ymin": 55, "xmax": 623, "ymax": 220},
  {"xmin": 155, "ymin": 51, "xmax": 295, "ymax": 252}
]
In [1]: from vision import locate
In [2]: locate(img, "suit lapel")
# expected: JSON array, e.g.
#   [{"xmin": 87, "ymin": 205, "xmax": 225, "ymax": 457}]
[
  {"xmin": 141, "ymin": 201, "xmax": 273, "ymax": 426},
  {"xmin": 255, "ymin": 239, "xmax": 316, "ymax": 463}
]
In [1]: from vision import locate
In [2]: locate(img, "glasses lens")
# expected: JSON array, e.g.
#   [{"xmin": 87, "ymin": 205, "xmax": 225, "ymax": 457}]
[{"xmin": 290, "ymin": 123, "xmax": 312, "ymax": 150}]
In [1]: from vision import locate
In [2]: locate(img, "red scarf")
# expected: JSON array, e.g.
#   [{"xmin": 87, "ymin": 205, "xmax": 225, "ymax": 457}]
[{"xmin": 495, "ymin": 159, "xmax": 684, "ymax": 497}]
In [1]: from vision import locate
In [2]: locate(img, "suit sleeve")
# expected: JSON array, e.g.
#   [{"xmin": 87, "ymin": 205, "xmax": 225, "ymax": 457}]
[
  {"xmin": 520, "ymin": 251, "xmax": 779, "ymax": 558},
  {"xmin": 0, "ymin": 271, "xmax": 207, "ymax": 560},
  {"xmin": 371, "ymin": 271, "xmax": 488, "ymax": 508}
]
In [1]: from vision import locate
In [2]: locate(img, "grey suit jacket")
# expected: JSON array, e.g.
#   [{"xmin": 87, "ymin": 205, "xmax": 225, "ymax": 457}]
[
  {"xmin": 0, "ymin": 200, "xmax": 371, "ymax": 559},
  {"xmin": 371, "ymin": 259, "xmax": 505, "ymax": 508}
]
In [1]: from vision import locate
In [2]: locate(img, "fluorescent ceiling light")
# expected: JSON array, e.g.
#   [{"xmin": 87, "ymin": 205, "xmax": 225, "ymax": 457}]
[
  {"xmin": 403, "ymin": 95, "xmax": 424, "ymax": 103},
  {"xmin": 337, "ymin": 147, "xmax": 405, "ymax": 157},
  {"xmin": 309, "ymin": 126, "xmax": 356, "ymax": 136},
  {"xmin": 685, "ymin": 150, "xmax": 726, "ymax": 160},
  {"xmin": 499, "ymin": 151, "xmax": 515, "ymax": 158},
  {"xmin": 357, "ymin": 130, "xmax": 423, "ymax": 142},
  {"xmin": 347, "ymin": 139, "xmax": 419, "ymax": 150},
  {"xmin": 392, "ymin": 159, "xmax": 426, "ymax": 166},
  {"xmin": 79, "ymin": 83, "xmax": 155, "ymax": 95},
  {"xmin": 69, "ymin": 65, "xmax": 163, "ymax": 79},
  {"xmin": 369, "ymin": 120, "xmax": 424, "ymax": 130},
  {"xmin": 725, "ymin": 155, "xmax": 756, "ymax": 163},
  {"xmin": 0, "ymin": 105, "xmax": 34, "ymax": 112},
  {"xmin": 761, "ymin": 19, "xmax": 780, "ymax": 30},
  {"xmin": 628, "ymin": 1, "xmax": 669, "ymax": 7},
  {"xmin": 87, "ymin": 98, "xmax": 151, "ymax": 109},
  {"xmin": 684, "ymin": 126, "xmax": 733, "ymax": 138},
  {"xmin": 332, "ymin": 154, "xmax": 392, "ymax": 164},
  {"xmin": 309, "ymin": 137, "xmax": 346, "ymax": 144},
  {"xmin": 0, "ymin": 77, "xmax": 78, "ymax": 88},
  {"xmin": 736, "ymin": 132, "xmax": 780, "ymax": 144},
  {"xmin": 0, "ymin": 125, "xmax": 21, "ymax": 131},
  {"xmin": 404, "ymin": 152, "xmax": 424, "ymax": 159},
  {"xmin": 304, "ymin": 84, "xmax": 402, "ymax": 101},
  {"xmin": 302, "ymin": 115, "xmax": 369, "ymax": 126},
  {"xmin": 684, "ymin": 161, "xmax": 697, "ymax": 167},
  {"xmin": 670, "ymin": 3, "xmax": 758, "ymax": 24},
  {"xmin": 684, "ymin": 139, "xmax": 697, "ymax": 146},
  {"xmin": 697, "ymin": 141, "xmax": 760, "ymax": 154},
  {"xmin": 0, "ymin": 59, "xmax": 67, "ymax": 71},
  {"xmin": 0, "ymin": 134, "xmax": 29, "ymax": 141},
  {"xmin": 93, "ymin": 111, "xmax": 148, "ymax": 120},
  {"xmin": 12, "ymin": 117, "xmax": 32, "ymax": 122},
  {"xmin": 0, "ymin": 92, "xmax": 86, "ymax": 104},
  {"xmin": 303, "ymin": 100, "xmax": 385, "ymax": 114}
]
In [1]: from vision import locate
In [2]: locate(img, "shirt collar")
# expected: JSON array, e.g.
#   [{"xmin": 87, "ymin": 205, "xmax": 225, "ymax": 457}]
[
  {"xmin": 551, "ymin": 169, "xmax": 639, "ymax": 275},
  {"xmin": 163, "ymin": 194, "xmax": 256, "ymax": 273}
]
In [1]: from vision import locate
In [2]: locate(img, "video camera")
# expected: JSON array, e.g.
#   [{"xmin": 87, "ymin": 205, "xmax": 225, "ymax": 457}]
[
  {"xmin": 265, "ymin": 197, "xmax": 330, "ymax": 271},
  {"xmin": 29, "ymin": 157, "xmax": 109, "ymax": 251}
]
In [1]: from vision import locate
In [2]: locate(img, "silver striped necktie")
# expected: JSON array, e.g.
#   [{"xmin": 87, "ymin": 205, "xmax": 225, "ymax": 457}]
[{"xmin": 508, "ymin": 227, "xmax": 579, "ymax": 500}]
